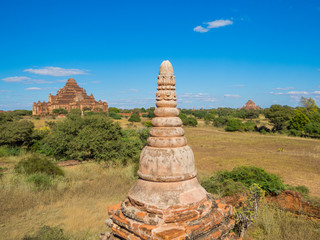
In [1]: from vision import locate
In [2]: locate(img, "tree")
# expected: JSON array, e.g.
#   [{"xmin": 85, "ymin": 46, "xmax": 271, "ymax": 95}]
[
  {"xmin": 52, "ymin": 108, "xmax": 68, "ymax": 115},
  {"xmin": 225, "ymin": 119, "xmax": 243, "ymax": 132},
  {"xmin": 40, "ymin": 114, "xmax": 145, "ymax": 163},
  {"xmin": 109, "ymin": 112, "xmax": 122, "ymax": 119},
  {"xmin": 146, "ymin": 107, "xmax": 155, "ymax": 119},
  {"xmin": 244, "ymin": 109, "xmax": 259, "ymax": 119},
  {"xmin": 0, "ymin": 120, "xmax": 34, "ymax": 146},
  {"xmin": 264, "ymin": 105, "xmax": 294, "ymax": 131},
  {"xmin": 289, "ymin": 110, "xmax": 310, "ymax": 131},
  {"xmin": 128, "ymin": 113, "xmax": 141, "ymax": 122},
  {"xmin": 304, "ymin": 122, "xmax": 320, "ymax": 138},
  {"xmin": 108, "ymin": 107, "xmax": 120, "ymax": 113},
  {"xmin": 300, "ymin": 97, "xmax": 318, "ymax": 115}
]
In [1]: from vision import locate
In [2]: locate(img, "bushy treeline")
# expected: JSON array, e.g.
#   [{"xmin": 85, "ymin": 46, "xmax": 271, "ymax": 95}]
[
  {"xmin": 0, "ymin": 110, "xmax": 149, "ymax": 164},
  {"xmin": 178, "ymin": 97, "xmax": 320, "ymax": 138}
]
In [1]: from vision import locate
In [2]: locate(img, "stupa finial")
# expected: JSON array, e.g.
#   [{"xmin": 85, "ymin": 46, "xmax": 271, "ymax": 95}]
[{"xmin": 159, "ymin": 60, "xmax": 174, "ymax": 75}]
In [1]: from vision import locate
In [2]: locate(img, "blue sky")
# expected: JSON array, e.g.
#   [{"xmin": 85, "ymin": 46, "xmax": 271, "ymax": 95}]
[{"xmin": 0, "ymin": 0, "xmax": 319, "ymax": 110}]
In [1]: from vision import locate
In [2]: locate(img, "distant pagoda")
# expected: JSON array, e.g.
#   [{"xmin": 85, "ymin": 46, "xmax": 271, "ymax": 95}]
[
  {"xmin": 32, "ymin": 78, "xmax": 108, "ymax": 115},
  {"xmin": 241, "ymin": 99, "xmax": 261, "ymax": 110}
]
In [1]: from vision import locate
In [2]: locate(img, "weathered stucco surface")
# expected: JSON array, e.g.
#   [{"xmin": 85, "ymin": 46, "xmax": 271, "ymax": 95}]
[{"xmin": 101, "ymin": 61, "xmax": 238, "ymax": 240}]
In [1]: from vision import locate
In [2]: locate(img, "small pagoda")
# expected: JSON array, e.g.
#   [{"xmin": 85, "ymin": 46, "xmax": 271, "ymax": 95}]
[
  {"xmin": 32, "ymin": 78, "xmax": 108, "ymax": 115},
  {"xmin": 101, "ymin": 61, "xmax": 238, "ymax": 240}
]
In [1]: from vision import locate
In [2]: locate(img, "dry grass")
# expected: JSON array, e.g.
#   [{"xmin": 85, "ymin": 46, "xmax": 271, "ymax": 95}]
[
  {"xmin": 0, "ymin": 157, "xmax": 135, "ymax": 240},
  {"xmin": 185, "ymin": 126, "xmax": 320, "ymax": 197},
  {"xmin": 244, "ymin": 203, "xmax": 320, "ymax": 240},
  {"xmin": 0, "ymin": 124, "xmax": 319, "ymax": 239}
]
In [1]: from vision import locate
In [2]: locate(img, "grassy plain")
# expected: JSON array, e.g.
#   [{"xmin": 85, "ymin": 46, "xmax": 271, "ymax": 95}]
[
  {"xmin": 185, "ymin": 126, "xmax": 320, "ymax": 197},
  {"xmin": 0, "ymin": 120, "xmax": 319, "ymax": 239}
]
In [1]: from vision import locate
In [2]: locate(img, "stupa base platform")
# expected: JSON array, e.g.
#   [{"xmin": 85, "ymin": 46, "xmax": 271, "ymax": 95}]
[{"xmin": 101, "ymin": 194, "xmax": 240, "ymax": 240}]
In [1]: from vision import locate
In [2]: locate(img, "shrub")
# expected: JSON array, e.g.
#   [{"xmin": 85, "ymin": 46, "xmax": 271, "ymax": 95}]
[
  {"xmin": 216, "ymin": 166, "xmax": 285, "ymax": 194},
  {"xmin": 225, "ymin": 118, "xmax": 243, "ymax": 132},
  {"xmin": 27, "ymin": 173, "xmax": 53, "ymax": 190},
  {"xmin": 109, "ymin": 112, "xmax": 122, "ymax": 119},
  {"xmin": 287, "ymin": 185, "xmax": 310, "ymax": 196},
  {"xmin": 187, "ymin": 116, "xmax": 198, "ymax": 127},
  {"xmin": 289, "ymin": 110, "xmax": 310, "ymax": 131},
  {"xmin": 234, "ymin": 184, "xmax": 265, "ymax": 238},
  {"xmin": 128, "ymin": 113, "xmax": 141, "ymax": 122},
  {"xmin": 304, "ymin": 122, "xmax": 320, "ymax": 138},
  {"xmin": 108, "ymin": 107, "xmax": 120, "ymax": 113},
  {"xmin": 0, "ymin": 145, "xmax": 21, "ymax": 157},
  {"xmin": 264, "ymin": 105, "xmax": 294, "ymax": 131},
  {"xmin": 40, "ymin": 115, "xmax": 146, "ymax": 163},
  {"xmin": 213, "ymin": 117, "xmax": 228, "ymax": 127},
  {"xmin": 15, "ymin": 154, "xmax": 64, "ymax": 177},
  {"xmin": 143, "ymin": 121, "xmax": 153, "ymax": 127},
  {"xmin": 52, "ymin": 108, "xmax": 68, "ymax": 115},
  {"xmin": 0, "ymin": 120, "xmax": 34, "ymax": 146},
  {"xmin": 201, "ymin": 177, "xmax": 248, "ymax": 197},
  {"xmin": 243, "ymin": 121, "xmax": 256, "ymax": 132},
  {"xmin": 179, "ymin": 113, "xmax": 198, "ymax": 126},
  {"xmin": 22, "ymin": 225, "xmax": 70, "ymax": 240}
]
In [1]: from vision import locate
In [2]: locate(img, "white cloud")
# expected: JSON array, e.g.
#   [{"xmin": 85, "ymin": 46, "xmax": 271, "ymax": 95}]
[
  {"xmin": 24, "ymin": 67, "xmax": 88, "ymax": 76},
  {"xmin": 207, "ymin": 19, "xmax": 233, "ymax": 29},
  {"xmin": 194, "ymin": 19, "xmax": 233, "ymax": 33},
  {"xmin": 179, "ymin": 92, "xmax": 216, "ymax": 102},
  {"xmin": 2, "ymin": 76, "xmax": 31, "ymax": 82},
  {"xmin": 224, "ymin": 94, "xmax": 241, "ymax": 98},
  {"xmin": 286, "ymin": 91, "xmax": 308, "ymax": 95},
  {"xmin": 275, "ymin": 87, "xmax": 294, "ymax": 90},
  {"xmin": 26, "ymin": 87, "xmax": 41, "ymax": 91},
  {"xmin": 193, "ymin": 26, "xmax": 209, "ymax": 33},
  {"xmin": 2, "ymin": 76, "xmax": 53, "ymax": 84},
  {"xmin": 269, "ymin": 92, "xmax": 283, "ymax": 95},
  {"xmin": 313, "ymin": 91, "xmax": 320, "ymax": 95},
  {"xmin": 128, "ymin": 89, "xmax": 139, "ymax": 92}
]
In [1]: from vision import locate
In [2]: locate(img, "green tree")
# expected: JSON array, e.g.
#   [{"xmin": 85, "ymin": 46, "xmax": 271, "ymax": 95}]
[
  {"xmin": 52, "ymin": 108, "xmax": 68, "ymax": 115},
  {"xmin": 244, "ymin": 109, "xmax": 259, "ymax": 119},
  {"xmin": 128, "ymin": 113, "xmax": 141, "ymax": 122},
  {"xmin": 108, "ymin": 107, "xmax": 120, "ymax": 113},
  {"xmin": 289, "ymin": 110, "xmax": 310, "ymax": 131},
  {"xmin": 0, "ymin": 120, "xmax": 34, "ymax": 146},
  {"xmin": 300, "ymin": 97, "xmax": 318, "ymax": 115},
  {"xmin": 264, "ymin": 105, "xmax": 294, "ymax": 131},
  {"xmin": 146, "ymin": 107, "xmax": 155, "ymax": 119},
  {"xmin": 109, "ymin": 112, "xmax": 122, "ymax": 119},
  {"xmin": 40, "ymin": 114, "xmax": 145, "ymax": 163},
  {"xmin": 304, "ymin": 122, "xmax": 320, "ymax": 138},
  {"xmin": 225, "ymin": 118, "xmax": 243, "ymax": 132}
]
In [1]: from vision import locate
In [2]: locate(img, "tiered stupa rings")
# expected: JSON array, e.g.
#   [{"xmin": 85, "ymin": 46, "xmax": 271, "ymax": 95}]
[
  {"xmin": 129, "ymin": 61, "xmax": 206, "ymax": 209},
  {"xmin": 102, "ymin": 60, "xmax": 238, "ymax": 240}
]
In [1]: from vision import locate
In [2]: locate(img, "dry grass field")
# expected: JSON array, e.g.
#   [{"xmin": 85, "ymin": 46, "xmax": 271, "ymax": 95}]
[
  {"xmin": 185, "ymin": 127, "xmax": 320, "ymax": 197},
  {"xmin": 0, "ymin": 121, "xmax": 319, "ymax": 239}
]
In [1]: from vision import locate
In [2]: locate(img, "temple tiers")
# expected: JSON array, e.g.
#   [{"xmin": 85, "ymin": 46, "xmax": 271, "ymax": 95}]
[
  {"xmin": 32, "ymin": 78, "xmax": 108, "ymax": 115},
  {"xmin": 241, "ymin": 100, "xmax": 260, "ymax": 110},
  {"xmin": 102, "ymin": 61, "xmax": 238, "ymax": 240}
]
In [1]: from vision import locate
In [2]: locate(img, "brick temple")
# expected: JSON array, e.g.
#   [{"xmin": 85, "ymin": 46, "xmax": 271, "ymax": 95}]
[
  {"xmin": 32, "ymin": 78, "xmax": 108, "ymax": 115},
  {"xmin": 241, "ymin": 100, "xmax": 260, "ymax": 110},
  {"xmin": 101, "ymin": 61, "xmax": 238, "ymax": 240}
]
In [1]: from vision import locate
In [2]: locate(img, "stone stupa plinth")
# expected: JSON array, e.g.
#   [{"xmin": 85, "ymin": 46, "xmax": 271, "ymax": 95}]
[{"xmin": 102, "ymin": 61, "xmax": 238, "ymax": 240}]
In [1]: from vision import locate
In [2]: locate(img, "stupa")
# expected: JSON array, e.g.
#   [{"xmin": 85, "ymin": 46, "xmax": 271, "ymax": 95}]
[{"xmin": 102, "ymin": 61, "xmax": 238, "ymax": 239}]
